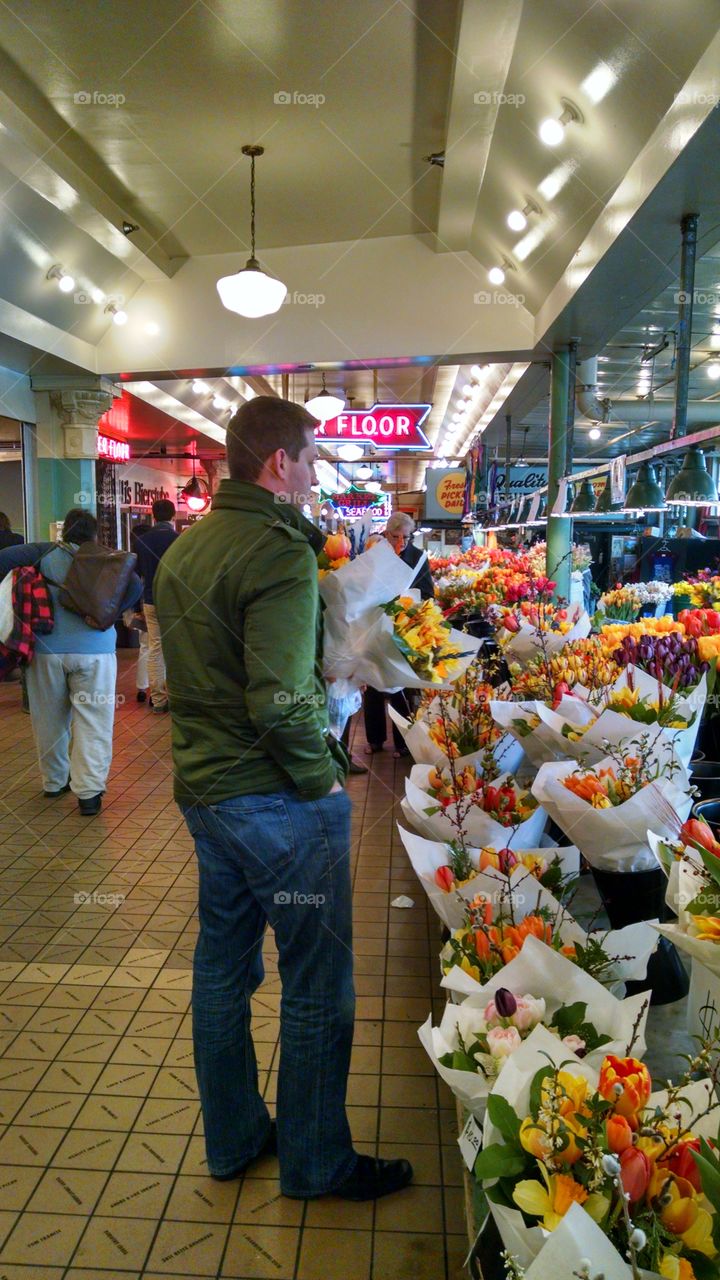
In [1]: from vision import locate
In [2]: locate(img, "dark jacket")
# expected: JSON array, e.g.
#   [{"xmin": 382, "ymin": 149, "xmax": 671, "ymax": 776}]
[
  {"xmin": 154, "ymin": 481, "xmax": 349, "ymax": 806},
  {"xmin": 0, "ymin": 530, "xmax": 24, "ymax": 551},
  {"xmin": 401, "ymin": 543, "xmax": 434, "ymax": 600},
  {"xmin": 135, "ymin": 522, "xmax": 179, "ymax": 604}
]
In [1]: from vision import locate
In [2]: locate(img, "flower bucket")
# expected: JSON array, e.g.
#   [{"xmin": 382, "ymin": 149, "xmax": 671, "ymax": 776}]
[{"xmin": 590, "ymin": 865, "xmax": 689, "ymax": 1006}]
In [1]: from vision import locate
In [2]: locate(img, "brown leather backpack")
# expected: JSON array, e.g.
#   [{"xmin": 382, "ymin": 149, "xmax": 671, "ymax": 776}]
[{"xmin": 51, "ymin": 543, "xmax": 137, "ymax": 630}]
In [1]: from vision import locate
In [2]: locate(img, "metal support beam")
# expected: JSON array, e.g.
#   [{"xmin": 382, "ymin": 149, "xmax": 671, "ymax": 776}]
[
  {"xmin": 546, "ymin": 349, "xmax": 573, "ymax": 600},
  {"xmin": 671, "ymin": 213, "xmax": 699, "ymax": 440},
  {"xmin": 564, "ymin": 340, "xmax": 578, "ymax": 475}
]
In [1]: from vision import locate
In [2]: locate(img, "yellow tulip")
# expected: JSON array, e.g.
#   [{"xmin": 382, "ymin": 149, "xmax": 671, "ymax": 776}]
[
  {"xmin": 659, "ymin": 1257, "xmax": 698, "ymax": 1280},
  {"xmin": 691, "ymin": 916, "xmax": 720, "ymax": 942},
  {"xmin": 513, "ymin": 1167, "xmax": 589, "ymax": 1231}
]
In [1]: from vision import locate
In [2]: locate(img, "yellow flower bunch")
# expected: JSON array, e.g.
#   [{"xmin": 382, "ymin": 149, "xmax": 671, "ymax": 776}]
[
  {"xmin": 599, "ymin": 616, "xmax": 684, "ymax": 653},
  {"xmin": 386, "ymin": 596, "xmax": 463, "ymax": 683}
]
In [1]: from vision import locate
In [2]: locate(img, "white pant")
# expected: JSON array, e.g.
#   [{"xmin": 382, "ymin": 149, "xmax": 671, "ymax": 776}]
[
  {"xmin": 143, "ymin": 603, "xmax": 167, "ymax": 709},
  {"xmin": 25, "ymin": 652, "xmax": 117, "ymax": 799},
  {"xmin": 136, "ymin": 629, "xmax": 149, "ymax": 690}
]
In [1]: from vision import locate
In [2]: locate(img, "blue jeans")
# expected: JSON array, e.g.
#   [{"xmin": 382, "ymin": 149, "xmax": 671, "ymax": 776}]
[{"xmin": 182, "ymin": 789, "xmax": 357, "ymax": 1196}]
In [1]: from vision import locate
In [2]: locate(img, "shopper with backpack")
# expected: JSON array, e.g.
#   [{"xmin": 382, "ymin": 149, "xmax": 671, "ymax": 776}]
[{"xmin": 0, "ymin": 508, "xmax": 142, "ymax": 815}]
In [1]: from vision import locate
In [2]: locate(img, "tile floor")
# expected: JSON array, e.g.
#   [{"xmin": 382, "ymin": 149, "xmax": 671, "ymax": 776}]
[{"xmin": 0, "ymin": 656, "xmax": 468, "ymax": 1280}]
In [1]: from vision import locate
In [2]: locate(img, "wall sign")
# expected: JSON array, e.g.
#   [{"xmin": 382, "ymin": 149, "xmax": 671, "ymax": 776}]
[
  {"xmin": 315, "ymin": 404, "xmax": 431, "ymax": 450},
  {"xmin": 424, "ymin": 469, "xmax": 466, "ymax": 521},
  {"xmin": 495, "ymin": 466, "xmax": 548, "ymax": 497},
  {"xmin": 98, "ymin": 433, "xmax": 130, "ymax": 463},
  {"xmin": 119, "ymin": 479, "xmax": 173, "ymax": 507}
]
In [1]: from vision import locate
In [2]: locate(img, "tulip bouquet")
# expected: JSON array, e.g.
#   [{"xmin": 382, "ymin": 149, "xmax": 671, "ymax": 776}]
[
  {"xmin": 475, "ymin": 1028, "xmax": 720, "ymax": 1279},
  {"xmin": 498, "ymin": 603, "xmax": 591, "ymax": 672},
  {"xmin": 403, "ymin": 761, "xmax": 547, "ymax": 850},
  {"xmin": 509, "ymin": 638, "xmax": 621, "ymax": 703},
  {"xmin": 678, "ymin": 609, "xmax": 720, "ymax": 638},
  {"xmin": 598, "ymin": 586, "xmax": 644, "ymax": 622},
  {"xmin": 611, "ymin": 633, "xmax": 711, "ymax": 698},
  {"xmin": 317, "ymin": 530, "xmax": 352, "ymax": 578},
  {"xmin": 397, "ymin": 825, "xmax": 580, "ymax": 930},
  {"xmin": 531, "ymin": 741, "xmax": 692, "ymax": 872},
  {"xmin": 421, "ymin": 938, "xmax": 650, "ymax": 1117},
  {"xmin": 388, "ymin": 668, "xmax": 525, "ymax": 775},
  {"xmin": 439, "ymin": 884, "xmax": 657, "ymax": 998},
  {"xmin": 674, "ymin": 573, "xmax": 720, "ymax": 608},
  {"xmin": 383, "ymin": 595, "xmax": 471, "ymax": 684}
]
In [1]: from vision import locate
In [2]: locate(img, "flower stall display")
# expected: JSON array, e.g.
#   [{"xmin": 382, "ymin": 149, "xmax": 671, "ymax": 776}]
[
  {"xmin": 509, "ymin": 638, "xmax": 621, "ymax": 704},
  {"xmin": 439, "ymin": 885, "xmax": 658, "ymax": 1000},
  {"xmin": 420, "ymin": 940, "xmax": 650, "ymax": 1117},
  {"xmin": 499, "ymin": 604, "xmax": 592, "ymax": 670},
  {"xmin": 598, "ymin": 582, "xmax": 674, "ymax": 622},
  {"xmin": 388, "ymin": 673, "xmax": 526, "ymax": 775},
  {"xmin": 397, "ymin": 825, "xmax": 579, "ymax": 930},
  {"xmin": 531, "ymin": 743, "xmax": 692, "ymax": 872},
  {"xmin": 474, "ymin": 1028, "xmax": 720, "ymax": 1277},
  {"xmin": 673, "ymin": 572, "xmax": 720, "ymax": 609},
  {"xmin": 403, "ymin": 762, "xmax": 547, "ymax": 849}
]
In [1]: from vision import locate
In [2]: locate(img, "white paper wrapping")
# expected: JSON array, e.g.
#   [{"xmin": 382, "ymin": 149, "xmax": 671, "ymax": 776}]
[
  {"xmin": 530, "ymin": 752, "xmax": 692, "ymax": 872},
  {"xmin": 397, "ymin": 826, "xmax": 580, "ymax": 930},
  {"xmin": 441, "ymin": 920, "xmax": 659, "ymax": 997},
  {"xmin": 482, "ymin": 1027, "xmax": 718, "ymax": 1270},
  {"xmin": 500, "ymin": 608, "xmax": 591, "ymax": 669},
  {"xmin": 490, "ymin": 700, "xmax": 567, "ymax": 767},
  {"xmin": 523, "ymin": 1202, "xmax": 657, "ymax": 1280},
  {"xmin": 323, "ymin": 605, "xmax": 482, "ymax": 693},
  {"xmin": 404, "ymin": 764, "xmax": 547, "ymax": 849},
  {"xmin": 388, "ymin": 703, "xmax": 527, "ymax": 776},
  {"xmin": 319, "ymin": 537, "xmax": 414, "ymax": 621},
  {"xmin": 420, "ymin": 940, "xmax": 649, "ymax": 1117},
  {"xmin": 654, "ymin": 921, "xmax": 720, "ymax": 979}
]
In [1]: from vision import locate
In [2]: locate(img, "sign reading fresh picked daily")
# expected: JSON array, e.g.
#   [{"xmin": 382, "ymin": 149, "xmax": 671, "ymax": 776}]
[
  {"xmin": 315, "ymin": 404, "xmax": 432, "ymax": 450},
  {"xmin": 424, "ymin": 469, "xmax": 466, "ymax": 521}
]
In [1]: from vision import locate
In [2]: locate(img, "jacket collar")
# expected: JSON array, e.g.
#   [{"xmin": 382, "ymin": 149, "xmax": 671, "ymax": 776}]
[{"xmin": 212, "ymin": 479, "xmax": 325, "ymax": 554}]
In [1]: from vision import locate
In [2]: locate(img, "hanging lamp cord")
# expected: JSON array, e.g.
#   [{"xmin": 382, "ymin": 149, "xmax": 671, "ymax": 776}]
[{"xmin": 249, "ymin": 152, "xmax": 256, "ymax": 259}]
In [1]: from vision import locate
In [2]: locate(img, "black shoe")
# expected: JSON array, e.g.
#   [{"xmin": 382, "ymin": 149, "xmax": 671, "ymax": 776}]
[
  {"xmin": 331, "ymin": 1154, "xmax": 414, "ymax": 1201},
  {"xmin": 44, "ymin": 782, "xmax": 70, "ymax": 798},
  {"xmin": 136, "ymin": 690, "xmax": 147, "ymax": 703},
  {"xmin": 151, "ymin": 703, "xmax": 169, "ymax": 714},
  {"xmin": 78, "ymin": 794, "xmax": 102, "ymax": 817},
  {"xmin": 211, "ymin": 1120, "xmax": 277, "ymax": 1181},
  {"xmin": 348, "ymin": 757, "xmax": 369, "ymax": 775}
]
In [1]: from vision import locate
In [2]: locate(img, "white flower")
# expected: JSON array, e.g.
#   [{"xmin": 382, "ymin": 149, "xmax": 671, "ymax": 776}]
[
  {"xmin": 562, "ymin": 1033, "xmax": 586, "ymax": 1057},
  {"xmin": 486, "ymin": 1025, "xmax": 523, "ymax": 1059},
  {"xmin": 510, "ymin": 995, "xmax": 546, "ymax": 1031}
]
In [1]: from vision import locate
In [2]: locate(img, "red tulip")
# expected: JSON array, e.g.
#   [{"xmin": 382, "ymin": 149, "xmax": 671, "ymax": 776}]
[
  {"xmin": 434, "ymin": 865, "xmax": 455, "ymax": 892},
  {"xmin": 619, "ymin": 1146, "xmax": 650, "ymax": 1203},
  {"xmin": 660, "ymin": 1138, "xmax": 702, "ymax": 1193}
]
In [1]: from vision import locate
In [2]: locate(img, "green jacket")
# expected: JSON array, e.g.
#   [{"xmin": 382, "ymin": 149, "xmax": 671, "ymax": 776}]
[{"xmin": 154, "ymin": 480, "xmax": 348, "ymax": 805}]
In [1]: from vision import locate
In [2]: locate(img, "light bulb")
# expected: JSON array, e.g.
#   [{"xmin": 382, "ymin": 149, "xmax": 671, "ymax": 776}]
[
  {"xmin": 589, "ymin": 428, "xmax": 601, "ymax": 441},
  {"xmin": 507, "ymin": 209, "xmax": 527, "ymax": 232},
  {"xmin": 461, "ymin": 383, "xmax": 473, "ymax": 396},
  {"xmin": 707, "ymin": 363, "xmax": 720, "ymax": 380},
  {"xmin": 213, "ymin": 395, "xmax": 230, "ymax": 410},
  {"xmin": 90, "ymin": 287, "xmax": 105, "ymax": 305},
  {"xmin": 58, "ymin": 273, "xmax": 76, "ymax": 293},
  {"xmin": 111, "ymin": 307, "xmax": 127, "ymax": 325},
  {"xmin": 488, "ymin": 266, "xmax": 505, "ymax": 286},
  {"xmin": 192, "ymin": 379, "xmax": 210, "ymax": 394},
  {"xmin": 470, "ymin": 365, "xmax": 483, "ymax": 379},
  {"xmin": 539, "ymin": 117, "xmax": 565, "ymax": 146}
]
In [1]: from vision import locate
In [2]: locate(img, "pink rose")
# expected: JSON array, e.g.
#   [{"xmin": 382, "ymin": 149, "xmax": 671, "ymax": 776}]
[
  {"xmin": 486, "ymin": 1025, "xmax": 522, "ymax": 1059},
  {"xmin": 562, "ymin": 1034, "xmax": 586, "ymax": 1058},
  {"xmin": 510, "ymin": 995, "xmax": 546, "ymax": 1032},
  {"xmin": 483, "ymin": 998, "xmax": 498, "ymax": 1025}
]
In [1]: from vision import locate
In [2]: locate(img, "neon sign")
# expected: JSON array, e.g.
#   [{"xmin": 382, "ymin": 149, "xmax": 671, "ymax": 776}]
[
  {"xmin": 98, "ymin": 434, "xmax": 130, "ymax": 463},
  {"xmin": 315, "ymin": 404, "xmax": 432, "ymax": 450}
]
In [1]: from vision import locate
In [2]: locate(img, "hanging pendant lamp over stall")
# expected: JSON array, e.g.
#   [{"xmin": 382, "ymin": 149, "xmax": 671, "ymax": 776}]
[
  {"xmin": 624, "ymin": 461, "xmax": 666, "ymax": 512},
  {"xmin": 216, "ymin": 146, "xmax": 288, "ymax": 318},
  {"xmin": 305, "ymin": 373, "xmax": 345, "ymax": 422},
  {"xmin": 665, "ymin": 445, "xmax": 719, "ymax": 506},
  {"xmin": 181, "ymin": 453, "xmax": 211, "ymax": 513}
]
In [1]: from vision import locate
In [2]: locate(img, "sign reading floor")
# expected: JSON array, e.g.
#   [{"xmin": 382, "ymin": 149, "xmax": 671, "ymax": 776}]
[{"xmin": 315, "ymin": 404, "xmax": 432, "ymax": 450}]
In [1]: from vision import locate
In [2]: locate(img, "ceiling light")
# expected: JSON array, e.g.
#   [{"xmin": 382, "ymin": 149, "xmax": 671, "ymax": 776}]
[
  {"xmin": 462, "ymin": 383, "xmax": 474, "ymax": 396},
  {"xmin": 539, "ymin": 99, "xmax": 582, "ymax": 147},
  {"xmin": 488, "ymin": 266, "xmax": 505, "ymax": 285},
  {"xmin": 305, "ymin": 372, "xmax": 345, "ymax": 422},
  {"xmin": 181, "ymin": 455, "xmax": 212, "ymax": 513},
  {"xmin": 596, "ymin": 480, "xmax": 624, "ymax": 515},
  {"xmin": 707, "ymin": 362, "xmax": 720, "ymax": 380},
  {"xmin": 451, "ymin": 413, "xmax": 462, "ymax": 423},
  {"xmin": 666, "ymin": 446, "xmax": 719, "ymax": 506},
  {"xmin": 356, "ymin": 462, "xmax": 373, "ymax": 480},
  {"xmin": 337, "ymin": 443, "xmax": 364, "ymax": 461},
  {"xmin": 216, "ymin": 145, "xmax": 287, "ymax": 318},
  {"xmin": 470, "ymin": 365, "xmax": 483, "ymax": 379},
  {"xmin": 506, "ymin": 198, "xmax": 540, "ymax": 233},
  {"xmin": 104, "ymin": 302, "xmax": 127, "ymax": 325},
  {"xmin": 365, "ymin": 481, "xmax": 383, "ymax": 493},
  {"xmin": 192, "ymin": 379, "xmax": 210, "ymax": 394},
  {"xmin": 581, "ymin": 62, "xmax": 618, "ymax": 105},
  {"xmin": 47, "ymin": 264, "xmax": 76, "ymax": 293},
  {"xmin": 625, "ymin": 461, "xmax": 666, "ymax": 512},
  {"xmin": 569, "ymin": 479, "xmax": 597, "ymax": 515},
  {"xmin": 588, "ymin": 427, "xmax": 601, "ymax": 441},
  {"xmin": 212, "ymin": 394, "xmax": 230, "ymax": 410}
]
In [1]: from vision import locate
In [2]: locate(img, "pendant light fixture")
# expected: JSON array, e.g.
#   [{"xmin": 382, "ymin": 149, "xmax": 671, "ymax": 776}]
[
  {"xmin": 569, "ymin": 479, "xmax": 597, "ymax": 515},
  {"xmin": 181, "ymin": 452, "xmax": 211, "ymax": 513},
  {"xmin": 665, "ymin": 445, "xmax": 719, "ymax": 506},
  {"xmin": 305, "ymin": 372, "xmax": 345, "ymax": 422},
  {"xmin": 516, "ymin": 428, "xmax": 529, "ymax": 468},
  {"xmin": 624, "ymin": 461, "xmax": 666, "ymax": 512},
  {"xmin": 216, "ymin": 146, "xmax": 287, "ymax": 318},
  {"xmin": 595, "ymin": 479, "xmax": 625, "ymax": 515}
]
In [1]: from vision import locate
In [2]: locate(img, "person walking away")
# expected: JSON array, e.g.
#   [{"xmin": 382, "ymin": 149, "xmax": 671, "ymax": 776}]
[
  {"xmin": 0, "ymin": 508, "xmax": 142, "ymax": 815},
  {"xmin": 154, "ymin": 396, "xmax": 413, "ymax": 1201},
  {"xmin": 363, "ymin": 512, "xmax": 434, "ymax": 757},
  {"xmin": 134, "ymin": 499, "xmax": 178, "ymax": 713},
  {"xmin": 0, "ymin": 512, "xmax": 23, "ymax": 550},
  {"xmin": 122, "ymin": 522, "xmax": 151, "ymax": 701}
]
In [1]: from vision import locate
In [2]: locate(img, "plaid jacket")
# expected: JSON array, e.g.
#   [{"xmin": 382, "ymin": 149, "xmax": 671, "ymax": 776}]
[{"xmin": 0, "ymin": 567, "xmax": 54, "ymax": 679}]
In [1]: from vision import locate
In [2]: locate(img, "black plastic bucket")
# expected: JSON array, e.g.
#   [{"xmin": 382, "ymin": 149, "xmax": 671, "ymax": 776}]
[
  {"xmin": 590, "ymin": 865, "xmax": 689, "ymax": 1006},
  {"xmin": 692, "ymin": 799, "xmax": 720, "ymax": 839},
  {"xmin": 690, "ymin": 764, "xmax": 720, "ymax": 803}
]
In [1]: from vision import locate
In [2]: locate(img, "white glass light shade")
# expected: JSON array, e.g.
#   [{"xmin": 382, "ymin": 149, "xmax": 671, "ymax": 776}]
[{"xmin": 216, "ymin": 261, "xmax": 287, "ymax": 318}]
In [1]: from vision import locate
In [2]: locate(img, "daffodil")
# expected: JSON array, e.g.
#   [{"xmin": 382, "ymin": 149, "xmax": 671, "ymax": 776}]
[{"xmin": 513, "ymin": 1165, "xmax": 607, "ymax": 1231}]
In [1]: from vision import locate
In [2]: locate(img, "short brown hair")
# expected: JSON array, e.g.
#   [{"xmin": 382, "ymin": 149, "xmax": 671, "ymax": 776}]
[
  {"xmin": 226, "ymin": 396, "xmax": 317, "ymax": 482},
  {"xmin": 0, "ymin": 513, "xmax": 10, "ymax": 532},
  {"xmin": 62, "ymin": 508, "xmax": 97, "ymax": 544}
]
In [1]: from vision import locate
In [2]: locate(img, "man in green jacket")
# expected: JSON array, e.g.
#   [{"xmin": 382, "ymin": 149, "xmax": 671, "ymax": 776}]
[{"xmin": 154, "ymin": 396, "xmax": 412, "ymax": 1202}]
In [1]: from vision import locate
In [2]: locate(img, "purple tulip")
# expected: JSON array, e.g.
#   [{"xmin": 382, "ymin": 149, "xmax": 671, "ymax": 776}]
[{"xmin": 494, "ymin": 988, "xmax": 518, "ymax": 1018}]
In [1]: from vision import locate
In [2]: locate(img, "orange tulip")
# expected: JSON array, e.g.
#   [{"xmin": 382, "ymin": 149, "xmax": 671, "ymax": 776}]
[
  {"xmin": 659, "ymin": 1139, "xmax": 702, "ymax": 1193},
  {"xmin": 598, "ymin": 1056, "xmax": 651, "ymax": 1119},
  {"xmin": 606, "ymin": 1115, "xmax": 633, "ymax": 1154},
  {"xmin": 619, "ymin": 1146, "xmax": 651, "ymax": 1203},
  {"xmin": 473, "ymin": 929, "xmax": 490, "ymax": 960}
]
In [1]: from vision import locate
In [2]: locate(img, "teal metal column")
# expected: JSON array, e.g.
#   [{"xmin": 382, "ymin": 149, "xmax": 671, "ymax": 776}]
[{"xmin": 546, "ymin": 350, "xmax": 572, "ymax": 600}]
